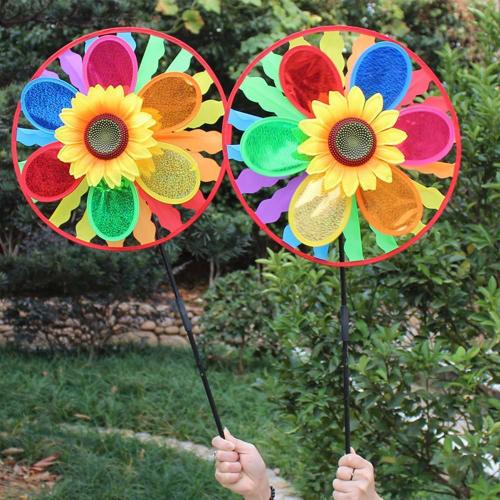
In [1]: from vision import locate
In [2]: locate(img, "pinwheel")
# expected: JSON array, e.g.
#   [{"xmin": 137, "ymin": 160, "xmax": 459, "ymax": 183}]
[
  {"xmin": 224, "ymin": 26, "xmax": 461, "ymax": 452},
  {"xmin": 12, "ymin": 27, "xmax": 226, "ymax": 435}
]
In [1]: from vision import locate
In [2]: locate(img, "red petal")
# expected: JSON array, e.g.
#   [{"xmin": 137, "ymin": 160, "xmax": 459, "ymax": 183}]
[
  {"xmin": 399, "ymin": 69, "xmax": 431, "ymax": 107},
  {"xmin": 83, "ymin": 36, "xmax": 138, "ymax": 92},
  {"xmin": 22, "ymin": 143, "xmax": 81, "ymax": 202},
  {"xmin": 136, "ymin": 185, "xmax": 182, "ymax": 232},
  {"xmin": 279, "ymin": 46, "xmax": 343, "ymax": 117},
  {"xmin": 182, "ymin": 190, "xmax": 205, "ymax": 211}
]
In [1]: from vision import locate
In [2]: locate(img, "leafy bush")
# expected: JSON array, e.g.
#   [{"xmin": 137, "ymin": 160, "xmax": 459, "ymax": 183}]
[{"xmin": 201, "ymin": 267, "xmax": 276, "ymax": 370}]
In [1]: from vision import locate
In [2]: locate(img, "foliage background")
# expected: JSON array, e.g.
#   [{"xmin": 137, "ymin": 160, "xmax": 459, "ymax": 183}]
[{"xmin": 0, "ymin": 1, "xmax": 498, "ymax": 499}]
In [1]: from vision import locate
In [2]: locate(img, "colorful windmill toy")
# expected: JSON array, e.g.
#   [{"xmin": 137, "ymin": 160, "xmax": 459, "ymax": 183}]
[
  {"xmin": 224, "ymin": 26, "xmax": 461, "ymax": 452},
  {"xmin": 12, "ymin": 27, "xmax": 227, "ymax": 436}
]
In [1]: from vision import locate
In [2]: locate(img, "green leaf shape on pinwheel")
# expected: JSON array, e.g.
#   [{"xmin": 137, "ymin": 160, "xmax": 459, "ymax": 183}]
[{"xmin": 240, "ymin": 117, "xmax": 310, "ymax": 177}]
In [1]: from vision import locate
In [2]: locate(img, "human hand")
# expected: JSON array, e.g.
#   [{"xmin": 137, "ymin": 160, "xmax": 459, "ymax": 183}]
[
  {"xmin": 332, "ymin": 449, "xmax": 381, "ymax": 499},
  {"xmin": 212, "ymin": 428, "xmax": 270, "ymax": 500}
]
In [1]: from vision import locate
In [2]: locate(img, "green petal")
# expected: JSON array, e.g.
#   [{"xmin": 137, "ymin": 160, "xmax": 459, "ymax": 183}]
[
  {"xmin": 88, "ymin": 180, "xmax": 139, "ymax": 242},
  {"xmin": 240, "ymin": 117, "xmax": 310, "ymax": 177}
]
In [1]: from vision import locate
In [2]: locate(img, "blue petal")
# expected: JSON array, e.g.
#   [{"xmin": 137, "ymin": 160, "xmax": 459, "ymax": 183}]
[
  {"xmin": 85, "ymin": 37, "xmax": 98, "ymax": 52},
  {"xmin": 117, "ymin": 32, "xmax": 136, "ymax": 51},
  {"xmin": 283, "ymin": 225, "xmax": 300, "ymax": 248},
  {"xmin": 21, "ymin": 77, "xmax": 77, "ymax": 132},
  {"xmin": 229, "ymin": 109, "xmax": 262, "ymax": 131},
  {"xmin": 17, "ymin": 128, "xmax": 55, "ymax": 147},
  {"xmin": 227, "ymin": 145, "xmax": 243, "ymax": 161},
  {"xmin": 313, "ymin": 244, "xmax": 330, "ymax": 260},
  {"xmin": 350, "ymin": 42, "xmax": 412, "ymax": 109}
]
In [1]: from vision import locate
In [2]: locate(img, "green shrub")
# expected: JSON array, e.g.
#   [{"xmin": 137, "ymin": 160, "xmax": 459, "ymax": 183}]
[{"xmin": 201, "ymin": 268, "xmax": 276, "ymax": 370}]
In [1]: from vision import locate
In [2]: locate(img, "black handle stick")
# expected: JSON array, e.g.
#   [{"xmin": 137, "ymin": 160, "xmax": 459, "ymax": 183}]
[
  {"xmin": 156, "ymin": 233, "xmax": 224, "ymax": 438},
  {"xmin": 338, "ymin": 234, "xmax": 351, "ymax": 455}
]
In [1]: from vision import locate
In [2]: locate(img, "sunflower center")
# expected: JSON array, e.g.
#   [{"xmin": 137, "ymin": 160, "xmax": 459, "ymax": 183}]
[
  {"xmin": 328, "ymin": 118, "xmax": 376, "ymax": 167},
  {"xmin": 84, "ymin": 113, "xmax": 129, "ymax": 160}
]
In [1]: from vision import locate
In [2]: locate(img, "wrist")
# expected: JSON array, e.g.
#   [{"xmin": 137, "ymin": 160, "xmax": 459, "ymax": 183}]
[{"xmin": 243, "ymin": 480, "xmax": 271, "ymax": 500}]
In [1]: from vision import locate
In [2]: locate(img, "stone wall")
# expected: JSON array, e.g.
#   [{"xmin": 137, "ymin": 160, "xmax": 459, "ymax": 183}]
[{"xmin": 0, "ymin": 291, "xmax": 204, "ymax": 351}]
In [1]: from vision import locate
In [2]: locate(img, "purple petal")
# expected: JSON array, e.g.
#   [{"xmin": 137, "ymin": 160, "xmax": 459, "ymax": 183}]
[
  {"xmin": 256, "ymin": 173, "xmax": 306, "ymax": 224},
  {"xmin": 59, "ymin": 49, "xmax": 86, "ymax": 92},
  {"xmin": 236, "ymin": 168, "xmax": 283, "ymax": 194},
  {"xmin": 41, "ymin": 70, "xmax": 60, "ymax": 79}
]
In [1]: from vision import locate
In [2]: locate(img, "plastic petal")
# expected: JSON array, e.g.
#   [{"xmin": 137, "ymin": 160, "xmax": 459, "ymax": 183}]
[
  {"xmin": 135, "ymin": 35, "xmax": 165, "ymax": 92},
  {"xmin": 155, "ymin": 129, "xmax": 222, "ymax": 154},
  {"xmin": 240, "ymin": 76, "xmax": 305, "ymax": 121},
  {"xmin": 83, "ymin": 36, "xmax": 138, "ymax": 92},
  {"xmin": 21, "ymin": 77, "xmax": 77, "ymax": 132},
  {"xmin": 133, "ymin": 195, "xmax": 156, "ymax": 245},
  {"xmin": 350, "ymin": 42, "xmax": 412, "ymax": 109},
  {"xmin": 136, "ymin": 185, "xmax": 183, "ymax": 232},
  {"xmin": 166, "ymin": 48, "xmax": 192, "ymax": 73},
  {"xmin": 228, "ymin": 109, "xmax": 262, "ymax": 131},
  {"xmin": 88, "ymin": 179, "xmax": 139, "ymax": 241},
  {"xmin": 356, "ymin": 166, "xmax": 423, "ymax": 236},
  {"xmin": 21, "ymin": 143, "xmax": 81, "ymax": 202},
  {"xmin": 240, "ymin": 117, "xmax": 310, "ymax": 177},
  {"xmin": 138, "ymin": 72, "xmax": 201, "ymax": 132},
  {"xmin": 289, "ymin": 175, "xmax": 352, "ymax": 247},
  {"xmin": 236, "ymin": 169, "xmax": 283, "ymax": 194},
  {"xmin": 396, "ymin": 105, "xmax": 455, "ymax": 166},
  {"xmin": 343, "ymin": 198, "xmax": 364, "ymax": 261},
  {"xmin": 346, "ymin": 34, "xmax": 375, "ymax": 87},
  {"xmin": 136, "ymin": 143, "xmax": 200, "ymax": 204},
  {"xmin": 279, "ymin": 46, "xmax": 343, "ymax": 117},
  {"xmin": 17, "ymin": 128, "xmax": 55, "ymax": 147},
  {"xmin": 49, "ymin": 179, "xmax": 89, "ymax": 227}
]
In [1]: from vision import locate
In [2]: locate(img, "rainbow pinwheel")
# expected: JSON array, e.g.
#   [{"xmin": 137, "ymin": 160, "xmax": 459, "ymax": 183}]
[
  {"xmin": 226, "ymin": 28, "xmax": 459, "ymax": 265},
  {"xmin": 13, "ymin": 28, "xmax": 225, "ymax": 250}
]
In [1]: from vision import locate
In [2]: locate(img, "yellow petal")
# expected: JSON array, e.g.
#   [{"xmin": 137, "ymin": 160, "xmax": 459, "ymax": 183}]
[
  {"xmin": 116, "ymin": 153, "xmax": 140, "ymax": 178},
  {"xmin": 413, "ymin": 181, "xmax": 445, "ymax": 209},
  {"xmin": 358, "ymin": 167, "xmax": 377, "ymax": 191},
  {"xmin": 129, "ymin": 111, "xmax": 156, "ymax": 129},
  {"xmin": 87, "ymin": 161, "xmax": 105, "ymax": 186},
  {"xmin": 103, "ymin": 159, "xmax": 122, "ymax": 188},
  {"xmin": 126, "ymin": 141, "xmax": 153, "ymax": 160},
  {"xmin": 371, "ymin": 160, "xmax": 393, "ymax": 182},
  {"xmin": 58, "ymin": 144, "xmax": 87, "ymax": 163},
  {"xmin": 59, "ymin": 109, "xmax": 87, "ymax": 130},
  {"xmin": 118, "ymin": 93, "xmax": 143, "ymax": 120},
  {"xmin": 341, "ymin": 168, "xmax": 359, "ymax": 197},
  {"xmin": 323, "ymin": 165, "xmax": 343, "ymax": 191},
  {"xmin": 298, "ymin": 119, "xmax": 329, "ymax": 139},
  {"xmin": 362, "ymin": 93, "xmax": 383, "ymax": 124},
  {"xmin": 328, "ymin": 91, "xmax": 348, "ymax": 120},
  {"xmin": 70, "ymin": 156, "xmax": 92, "ymax": 177},
  {"xmin": 347, "ymin": 86, "xmax": 365, "ymax": 118},
  {"xmin": 55, "ymin": 125, "xmax": 84, "ymax": 145},
  {"xmin": 297, "ymin": 137, "xmax": 328, "ymax": 156},
  {"xmin": 288, "ymin": 175, "xmax": 352, "ymax": 247},
  {"xmin": 377, "ymin": 128, "xmax": 408, "ymax": 146},
  {"xmin": 311, "ymin": 100, "xmax": 336, "ymax": 125},
  {"xmin": 372, "ymin": 109, "xmax": 399, "ymax": 132},
  {"xmin": 375, "ymin": 146, "xmax": 405, "ymax": 165},
  {"xmin": 306, "ymin": 154, "xmax": 332, "ymax": 175}
]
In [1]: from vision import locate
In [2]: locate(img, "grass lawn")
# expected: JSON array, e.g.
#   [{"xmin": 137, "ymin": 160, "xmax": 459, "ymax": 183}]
[{"xmin": 0, "ymin": 347, "xmax": 290, "ymax": 499}]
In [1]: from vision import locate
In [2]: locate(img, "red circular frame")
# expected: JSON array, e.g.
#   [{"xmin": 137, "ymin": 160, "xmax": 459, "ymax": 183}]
[
  {"xmin": 222, "ymin": 25, "xmax": 461, "ymax": 268},
  {"xmin": 11, "ymin": 26, "xmax": 228, "ymax": 252}
]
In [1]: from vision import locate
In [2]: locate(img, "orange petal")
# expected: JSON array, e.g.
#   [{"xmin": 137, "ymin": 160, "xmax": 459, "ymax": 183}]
[
  {"xmin": 138, "ymin": 72, "xmax": 201, "ymax": 132},
  {"xmin": 400, "ymin": 161, "xmax": 455, "ymax": 179},
  {"xmin": 189, "ymin": 152, "xmax": 221, "ymax": 182},
  {"xmin": 155, "ymin": 129, "xmax": 222, "ymax": 154},
  {"xmin": 133, "ymin": 195, "xmax": 156, "ymax": 245},
  {"xmin": 356, "ymin": 166, "xmax": 423, "ymax": 236}
]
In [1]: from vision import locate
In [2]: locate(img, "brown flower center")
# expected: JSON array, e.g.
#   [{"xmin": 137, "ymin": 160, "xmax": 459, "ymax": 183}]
[
  {"xmin": 84, "ymin": 113, "xmax": 129, "ymax": 160},
  {"xmin": 328, "ymin": 118, "xmax": 376, "ymax": 167}
]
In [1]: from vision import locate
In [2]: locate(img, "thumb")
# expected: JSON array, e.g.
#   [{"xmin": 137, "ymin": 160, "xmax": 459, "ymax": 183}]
[{"xmin": 224, "ymin": 428, "xmax": 254, "ymax": 454}]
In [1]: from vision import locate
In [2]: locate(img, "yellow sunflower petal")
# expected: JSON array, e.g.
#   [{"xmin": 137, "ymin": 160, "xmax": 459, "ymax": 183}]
[
  {"xmin": 341, "ymin": 168, "xmax": 360, "ymax": 197},
  {"xmin": 59, "ymin": 109, "xmax": 87, "ymax": 130},
  {"xmin": 328, "ymin": 91, "xmax": 348, "ymax": 121},
  {"xmin": 103, "ymin": 159, "xmax": 123, "ymax": 188},
  {"xmin": 58, "ymin": 144, "xmax": 88, "ymax": 163},
  {"xmin": 347, "ymin": 86, "xmax": 365, "ymax": 118},
  {"xmin": 375, "ymin": 146, "xmax": 405, "ymax": 165},
  {"xmin": 370, "ymin": 160, "xmax": 393, "ymax": 183},
  {"xmin": 323, "ymin": 165, "xmax": 344, "ymax": 191},
  {"xmin": 297, "ymin": 137, "xmax": 328, "ymax": 156},
  {"xmin": 87, "ymin": 161, "xmax": 105, "ymax": 186},
  {"xmin": 306, "ymin": 154, "xmax": 332, "ymax": 175},
  {"xmin": 372, "ymin": 109, "xmax": 399, "ymax": 132},
  {"xmin": 311, "ymin": 100, "xmax": 336, "ymax": 125},
  {"xmin": 116, "ymin": 153, "xmax": 140, "ymax": 179},
  {"xmin": 358, "ymin": 167, "xmax": 377, "ymax": 191},
  {"xmin": 298, "ymin": 119, "xmax": 329, "ymax": 139},
  {"xmin": 126, "ymin": 141, "xmax": 153, "ymax": 161},
  {"xmin": 69, "ymin": 155, "xmax": 92, "ymax": 178},
  {"xmin": 377, "ymin": 128, "xmax": 408, "ymax": 146},
  {"xmin": 129, "ymin": 112, "xmax": 156, "ymax": 129},
  {"xmin": 54, "ymin": 125, "xmax": 83, "ymax": 145},
  {"xmin": 362, "ymin": 93, "xmax": 383, "ymax": 124}
]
